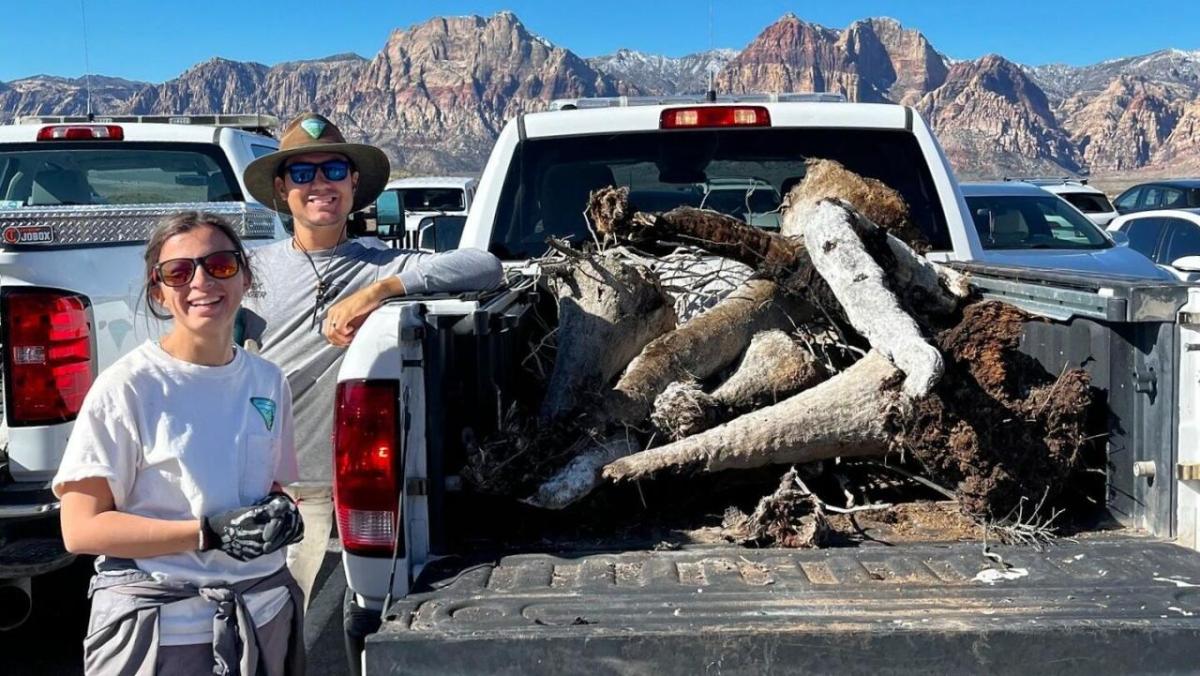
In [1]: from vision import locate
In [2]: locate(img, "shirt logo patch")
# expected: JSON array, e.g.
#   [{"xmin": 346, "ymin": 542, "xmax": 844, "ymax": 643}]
[{"xmin": 250, "ymin": 397, "xmax": 276, "ymax": 431}]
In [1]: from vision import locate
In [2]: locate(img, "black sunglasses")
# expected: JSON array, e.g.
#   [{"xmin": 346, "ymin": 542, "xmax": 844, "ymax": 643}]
[
  {"xmin": 153, "ymin": 250, "xmax": 244, "ymax": 287},
  {"xmin": 281, "ymin": 159, "xmax": 352, "ymax": 185}
]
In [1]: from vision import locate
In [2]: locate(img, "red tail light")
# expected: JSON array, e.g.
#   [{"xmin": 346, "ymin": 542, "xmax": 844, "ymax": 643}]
[
  {"xmin": 36, "ymin": 125, "xmax": 124, "ymax": 141},
  {"xmin": 1, "ymin": 289, "xmax": 94, "ymax": 426},
  {"xmin": 334, "ymin": 380, "xmax": 401, "ymax": 556},
  {"xmin": 660, "ymin": 106, "xmax": 770, "ymax": 129}
]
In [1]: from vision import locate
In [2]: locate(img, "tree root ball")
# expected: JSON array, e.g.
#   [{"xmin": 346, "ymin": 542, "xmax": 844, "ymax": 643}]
[{"xmin": 889, "ymin": 301, "xmax": 1094, "ymax": 518}]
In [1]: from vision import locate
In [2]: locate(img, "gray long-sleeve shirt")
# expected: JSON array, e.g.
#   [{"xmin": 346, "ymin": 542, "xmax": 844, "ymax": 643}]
[{"xmin": 242, "ymin": 240, "xmax": 503, "ymax": 482}]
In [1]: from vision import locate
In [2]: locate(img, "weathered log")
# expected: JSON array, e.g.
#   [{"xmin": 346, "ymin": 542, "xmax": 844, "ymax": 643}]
[
  {"xmin": 604, "ymin": 351, "xmax": 906, "ymax": 481},
  {"xmin": 540, "ymin": 252, "xmax": 676, "ymax": 422},
  {"xmin": 801, "ymin": 200, "xmax": 943, "ymax": 397},
  {"xmin": 606, "ymin": 279, "xmax": 813, "ymax": 425},
  {"xmin": 523, "ymin": 434, "xmax": 640, "ymax": 510},
  {"xmin": 712, "ymin": 329, "xmax": 829, "ymax": 409},
  {"xmin": 650, "ymin": 330, "xmax": 829, "ymax": 440}
]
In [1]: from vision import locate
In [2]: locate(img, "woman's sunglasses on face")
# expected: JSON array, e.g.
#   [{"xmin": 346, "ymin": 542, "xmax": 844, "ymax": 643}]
[
  {"xmin": 153, "ymin": 250, "xmax": 244, "ymax": 287},
  {"xmin": 282, "ymin": 159, "xmax": 352, "ymax": 185}
]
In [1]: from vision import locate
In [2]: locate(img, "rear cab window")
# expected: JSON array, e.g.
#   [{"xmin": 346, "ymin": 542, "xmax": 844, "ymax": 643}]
[
  {"xmin": 1060, "ymin": 192, "xmax": 1114, "ymax": 214},
  {"xmin": 489, "ymin": 127, "xmax": 949, "ymax": 259},
  {"xmin": 0, "ymin": 142, "xmax": 242, "ymax": 207},
  {"xmin": 399, "ymin": 188, "xmax": 466, "ymax": 212}
]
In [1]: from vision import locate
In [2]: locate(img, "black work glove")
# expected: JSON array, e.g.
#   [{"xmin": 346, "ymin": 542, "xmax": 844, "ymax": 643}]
[{"xmin": 200, "ymin": 492, "xmax": 305, "ymax": 561}]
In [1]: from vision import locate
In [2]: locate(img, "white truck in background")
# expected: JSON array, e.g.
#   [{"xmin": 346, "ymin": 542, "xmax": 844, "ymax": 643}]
[
  {"xmin": 375, "ymin": 176, "xmax": 477, "ymax": 250},
  {"xmin": 0, "ymin": 114, "xmax": 286, "ymax": 630}
]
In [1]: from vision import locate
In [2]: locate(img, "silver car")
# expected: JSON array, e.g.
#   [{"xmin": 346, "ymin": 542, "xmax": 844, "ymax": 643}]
[{"xmin": 961, "ymin": 181, "xmax": 1172, "ymax": 280}]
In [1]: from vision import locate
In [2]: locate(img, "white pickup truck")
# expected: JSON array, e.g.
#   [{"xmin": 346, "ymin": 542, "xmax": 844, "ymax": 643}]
[
  {"xmin": 336, "ymin": 96, "xmax": 1200, "ymax": 674},
  {"xmin": 0, "ymin": 114, "xmax": 286, "ymax": 629},
  {"xmin": 376, "ymin": 176, "xmax": 478, "ymax": 250}
]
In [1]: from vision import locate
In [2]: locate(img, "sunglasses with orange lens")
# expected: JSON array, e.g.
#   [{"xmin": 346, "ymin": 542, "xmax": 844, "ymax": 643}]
[{"xmin": 153, "ymin": 250, "xmax": 244, "ymax": 287}]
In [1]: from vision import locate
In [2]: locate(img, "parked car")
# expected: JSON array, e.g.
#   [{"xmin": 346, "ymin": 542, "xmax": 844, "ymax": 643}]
[
  {"xmin": 1107, "ymin": 208, "xmax": 1200, "ymax": 280},
  {"xmin": 1005, "ymin": 177, "xmax": 1119, "ymax": 226},
  {"xmin": 961, "ymin": 182, "xmax": 1171, "ymax": 279},
  {"xmin": 1113, "ymin": 179, "xmax": 1200, "ymax": 215}
]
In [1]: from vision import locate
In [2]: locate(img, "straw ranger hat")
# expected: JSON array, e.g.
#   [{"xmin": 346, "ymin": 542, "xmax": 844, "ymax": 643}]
[{"xmin": 244, "ymin": 112, "xmax": 390, "ymax": 214}]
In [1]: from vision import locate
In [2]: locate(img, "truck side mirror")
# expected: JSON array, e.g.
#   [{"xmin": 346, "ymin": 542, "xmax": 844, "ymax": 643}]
[
  {"xmin": 1109, "ymin": 229, "xmax": 1130, "ymax": 246},
  {"xmin": 373, "ymin": 190, "xmax": 405, "ymax": 242},
  {"xmin": 375, "ymin": 190, "xmax": 403, "ymax": 226},
  {"xmin": 417, "ymin": 215, "xmax": 467, "ymax": 252}
]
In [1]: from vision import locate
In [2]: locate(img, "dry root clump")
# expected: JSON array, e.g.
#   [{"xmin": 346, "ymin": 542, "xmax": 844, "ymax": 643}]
[
  {"xmin": 721, "ymin": 467, "xmax": 831, "ymax": 548},
  {"xmin": 891, "ymin": 302, "xmax": 1093, "ymax": 519}
]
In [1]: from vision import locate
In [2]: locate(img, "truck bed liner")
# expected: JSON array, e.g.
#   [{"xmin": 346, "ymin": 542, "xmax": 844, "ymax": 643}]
[{"xmin": 368, "ymin": 537, "xmax": 1200, "ymax": 674}]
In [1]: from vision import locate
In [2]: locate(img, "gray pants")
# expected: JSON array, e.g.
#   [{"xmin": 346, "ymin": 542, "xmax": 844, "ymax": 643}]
[
  {"xmin": 154, "ymin": 601, "xmax": 294, "ymax": 676},
  {"xmin": 284, "ymin": 483, "xmax": 333, "ymax": 608}
]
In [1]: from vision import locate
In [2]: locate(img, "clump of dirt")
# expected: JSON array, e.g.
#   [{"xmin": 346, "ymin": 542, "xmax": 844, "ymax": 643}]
[
  {"xmin": 826, "ymin": 501, "xmax": 982, "ymax": 543},
  {"xmin": 891, "ymin": 301, "xmax": 1094, "ymax": 518}
]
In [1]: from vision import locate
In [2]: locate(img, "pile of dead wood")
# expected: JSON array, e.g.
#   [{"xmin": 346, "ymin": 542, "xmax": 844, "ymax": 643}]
[{"xmin": 463, "ymin": 159, "xmax": 1095, "ymax": 547}]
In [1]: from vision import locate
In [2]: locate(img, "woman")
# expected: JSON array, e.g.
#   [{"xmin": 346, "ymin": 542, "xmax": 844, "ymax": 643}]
[{"xmin": 53, "ymin": 212, "xmax": 305, "ymax": 675}]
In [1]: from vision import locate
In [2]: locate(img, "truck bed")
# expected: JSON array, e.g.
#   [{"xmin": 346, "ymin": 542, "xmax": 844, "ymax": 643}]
[{"xmin": 369, "ymin": 536, "xmax": 1200, "ymax": 675}]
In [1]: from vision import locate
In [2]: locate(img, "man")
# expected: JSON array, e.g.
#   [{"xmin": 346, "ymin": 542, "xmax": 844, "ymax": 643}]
[{"xmin": 240, "ymin": 113, "xmax": 503, "ymax": 604}]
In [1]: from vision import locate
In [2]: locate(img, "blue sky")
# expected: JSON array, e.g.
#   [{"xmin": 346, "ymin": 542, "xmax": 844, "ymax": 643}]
[{"xmin": 2, "ymin": 0, "xmax": 1198, "ymax": 83}]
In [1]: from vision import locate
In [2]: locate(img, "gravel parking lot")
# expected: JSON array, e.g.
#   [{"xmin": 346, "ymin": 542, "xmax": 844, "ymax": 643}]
[{"xmin": 0, "ymin": 537, "xmax": 352, "ymax": 676}]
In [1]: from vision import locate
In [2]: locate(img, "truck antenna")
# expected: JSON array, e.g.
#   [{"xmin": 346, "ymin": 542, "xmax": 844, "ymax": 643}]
[
  {"xmin": 705, "ymin": 0, "xmax": 717, "ymax": 102},
  {"xmin": 79, "ymin": 0, "xmax": 94, "ymax": 120}
]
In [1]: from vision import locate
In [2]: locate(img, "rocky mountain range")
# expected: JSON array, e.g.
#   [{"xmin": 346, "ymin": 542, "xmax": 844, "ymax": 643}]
[{"xmin": 3, "ymin": 11, "xmax": 1199, "ymax": 179}]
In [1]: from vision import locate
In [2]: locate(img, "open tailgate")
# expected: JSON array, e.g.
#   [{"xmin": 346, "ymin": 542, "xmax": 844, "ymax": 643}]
[{"xmin": 368, "ymin": 537, "xmax": 1200, "ymax": 675}]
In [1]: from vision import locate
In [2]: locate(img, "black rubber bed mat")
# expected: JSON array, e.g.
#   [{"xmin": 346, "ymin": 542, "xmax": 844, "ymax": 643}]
[{"xmin": 367, "ymin": 537, "xmax": 1200, "ymax": 675}]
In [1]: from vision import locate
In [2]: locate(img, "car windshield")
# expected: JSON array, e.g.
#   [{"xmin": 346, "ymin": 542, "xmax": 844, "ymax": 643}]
[
  {"xmin": 489, "ymin": 127, "xmax": 950, "ymax": 259},
  {"xmin": 399, "ymin": 188, "xmax": 465, "ymax": 212},
  {"xmin": 0, "ymin": 142, "xmax": 240, "ymax": 207},
  {"xmin": 966, "ymin": 194, "xmax": 1111, "ymax": 250},
  {"xmin": 1059, "ymin": 192, "xmax": 1114, "ymax": 214}
]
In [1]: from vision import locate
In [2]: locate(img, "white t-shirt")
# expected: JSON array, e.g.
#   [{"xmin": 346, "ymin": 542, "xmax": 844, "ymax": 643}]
[{"xmin": 53, "ymin": 341, "xmax": 299, "ymax": 645}]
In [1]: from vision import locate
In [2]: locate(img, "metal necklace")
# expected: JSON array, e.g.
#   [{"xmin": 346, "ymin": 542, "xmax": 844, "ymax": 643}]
[{"xmin": 294, "ymin": 237, "xmax": 340, "ymax": 329}]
